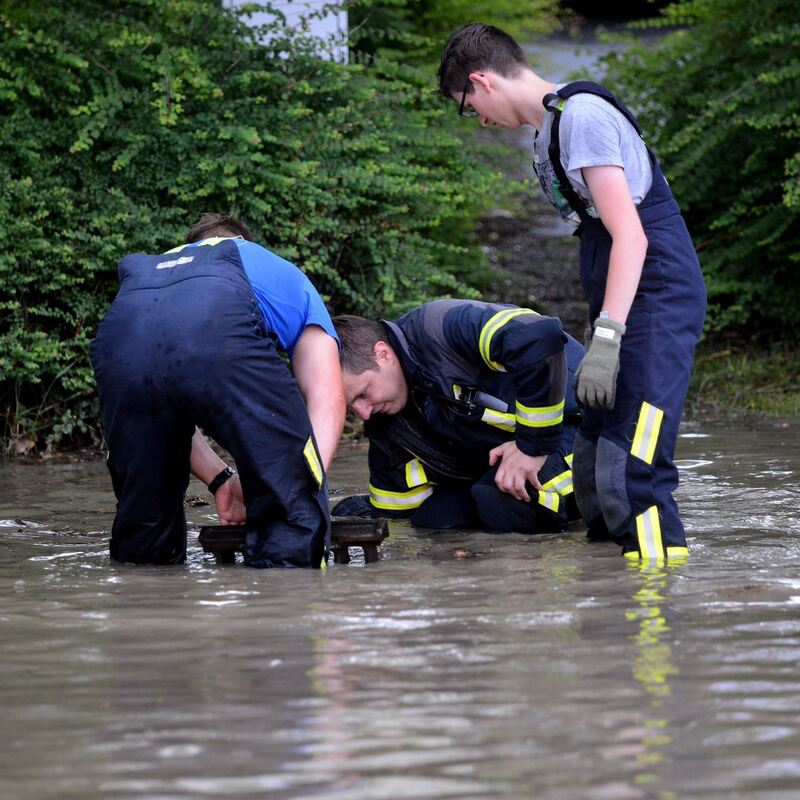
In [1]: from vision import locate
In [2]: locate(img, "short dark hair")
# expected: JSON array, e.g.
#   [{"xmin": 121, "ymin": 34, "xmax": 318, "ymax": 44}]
[
  {"xmin": 333, "ymin": 315, "xmax": 388, "ymax": 374},
  {"xmin": 186, "ymin": 212, "xmax": 254, "ymax": 243},
  {"xmin": 437, "ymin": 22, "xmax": 529, "ymax": 99}
]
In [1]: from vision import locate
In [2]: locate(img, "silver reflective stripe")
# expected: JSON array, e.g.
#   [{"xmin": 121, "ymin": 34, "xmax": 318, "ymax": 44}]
[
  {"xmin": 478, "ymin": 308, "xmax": 539, "ymax": 371},
  {"xmin": 537, "ymin": 490, "xmax": 560, "ymax": 513},
  {"xmin": 369, "ymin": 483, "xmax": 433, "ymax": 510},
  {"xmin": 404, "ymin": 459, "xmax": 428, "ymax": 488},
  {"xmin": 631, "ymin": 402, "xmax": 664, "ymax": 464},
  {"xmin": 542, "ymin": 469, "xmax": 573, "ymax": 496},
  {"xmin": 635, "ymin": 505, "xmax": 664, "ymax": 559},
  {"xmin": 481, "ymin": 408, "xmax": 516, "ymax": 432},
  {"xmin": 515, "ymin": 399, "xmax": 564, "ymax": 428}
]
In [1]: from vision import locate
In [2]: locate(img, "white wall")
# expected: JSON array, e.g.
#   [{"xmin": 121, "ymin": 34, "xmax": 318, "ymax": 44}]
[{"xmin": 226, "ymin": 1, "xmax": 349, "ymax": 63}]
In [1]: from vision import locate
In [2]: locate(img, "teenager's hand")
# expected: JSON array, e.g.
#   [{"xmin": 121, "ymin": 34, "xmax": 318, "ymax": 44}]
[
  {"xmin": 575, "ymin": 318, "xmax": 626, "ymax": 409},
  {"xmin": 215, "ymin": 473, "xmax": 246, "ymax": 525},
  {"xmin": 489, "ymin": 441, "xmax": 547, "ymax": 503}
]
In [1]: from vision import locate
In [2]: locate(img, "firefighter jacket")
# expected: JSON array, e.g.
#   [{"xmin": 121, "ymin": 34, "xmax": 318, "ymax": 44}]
[{"xmin": 364, "ymin": 300, "xmax": 584, "ymax": 513}]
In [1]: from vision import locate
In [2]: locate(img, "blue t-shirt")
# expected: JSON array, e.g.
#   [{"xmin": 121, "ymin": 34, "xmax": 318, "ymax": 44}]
[{"xmin": 172, "ymin": 237, "xmax": 338, "ymax": 356}]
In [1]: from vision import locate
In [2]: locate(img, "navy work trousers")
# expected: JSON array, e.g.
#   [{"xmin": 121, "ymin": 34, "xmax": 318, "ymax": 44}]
[
  {"xmin": 574, "ymin": 195, "xmax": 706, "ymax": 556},
  {"xmin": 410, "ymin": 427, "xmax": 579, "ymax": 534},
  {"xmin": 90, "ymin": 242, "xmax": 328, "ymax": 568}
]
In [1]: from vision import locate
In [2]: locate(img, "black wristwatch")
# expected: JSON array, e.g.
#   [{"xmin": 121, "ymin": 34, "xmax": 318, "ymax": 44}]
[{"xmin": 207, "ymin": 466, "xmax": 235, "ymax": 495}]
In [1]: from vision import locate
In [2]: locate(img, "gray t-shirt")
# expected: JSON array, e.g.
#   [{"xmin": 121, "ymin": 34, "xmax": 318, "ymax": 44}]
[{"xmin": 533, "ymin": 84, "xmax": 653, "ymax": 225}]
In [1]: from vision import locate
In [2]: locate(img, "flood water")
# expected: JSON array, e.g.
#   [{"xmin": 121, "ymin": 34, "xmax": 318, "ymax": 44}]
[{"xmin": 2, "ymin": 422, "xmax": 800, "ymax": 799}]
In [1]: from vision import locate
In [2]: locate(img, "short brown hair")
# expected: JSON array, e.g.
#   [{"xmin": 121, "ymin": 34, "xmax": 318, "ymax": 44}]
[
  {"xmin": 437, "ymin": 23, "xmax": 529, "ymax": 99},
  {"xmin": 186, "ymin": 212, "xmax": 254, "ymax": 243},
  {"xmin": 333, "ymin": 315, "xmax": 388, "ymax": 374}
]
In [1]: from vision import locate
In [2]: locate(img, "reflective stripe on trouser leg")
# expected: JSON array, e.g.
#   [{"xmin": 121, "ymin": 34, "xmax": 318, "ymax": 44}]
[
  {"xmin": 635, "ymin": 505, "xmax": 663, "ymax": 559},
  {"xmin": 302, "ymin": 437, "xmax": 328, "ymax": 568},
  {"xmin": 304, "ymin": 437, "xmax": 324, "ymax": 488},
  {"xmin": 631, "ymin": 402, "xmax": 664, "ymax": 465},
  {"xmin": 594, "ymin": 396, "xmax": 688, "ymax": 553},
  {"xmin": 624, "ymin": 545, "xmax": 689, "ymax": 563},
  {"xmin": 578, "ymin": 150, "xmax": 705, "ymax": 556},
  {"xmin": 624, "ymin": 507, "xmax": 689, "ymax": 562},
  {"xmin": 369, "ymin": 483, "xmax": 434, "ymax": 511}
]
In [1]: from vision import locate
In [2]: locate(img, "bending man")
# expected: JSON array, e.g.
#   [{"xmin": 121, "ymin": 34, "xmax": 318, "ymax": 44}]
[
  {"xmin": 332, "ymin": 300, "xmax": 583, "ymax": 532},
  {"xmin": 91, "ymin": 213, "xmax": 345, "ymax": 568}
]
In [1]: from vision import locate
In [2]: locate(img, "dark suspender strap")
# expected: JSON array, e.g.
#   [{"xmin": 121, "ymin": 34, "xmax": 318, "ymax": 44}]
[
  {"xmin": 554, "ymin": 81, "xmax": 644, "ymax": 136},
  {"xmin": 543, "ymin": 92, "xmax": 594, "ymax": 225},
  {"xmin": 551, "ymin": 81, "xmax": 660, "ymax": 199}
]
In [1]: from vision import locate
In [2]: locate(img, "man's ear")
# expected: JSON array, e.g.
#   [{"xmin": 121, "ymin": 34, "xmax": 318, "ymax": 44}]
[
  {"xmin": 373, "ymin": 340, "xmax": 393, "ymax": 364},
  {"xmin": 468, "ymin": 71, "xmax": 492, "ymax": 93}
]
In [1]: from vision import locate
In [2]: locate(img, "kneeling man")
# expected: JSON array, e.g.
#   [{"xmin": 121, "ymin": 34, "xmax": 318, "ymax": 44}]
[{"xmin": 333, "ymin": 300, "xmax": 583, "ymax": 532}]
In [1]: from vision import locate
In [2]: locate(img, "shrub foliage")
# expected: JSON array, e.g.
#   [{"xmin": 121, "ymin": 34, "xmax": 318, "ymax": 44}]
[
  {"xmin": 347, "ymin": 0, "xmax": 559, "ymax": 64},
  {"xmin": 601, "ymin": 0, "xmax": 800, "ymax": 334},
  {"xmin": 0, "ymin": 0, "xmax": 504, "ymax": 451}
]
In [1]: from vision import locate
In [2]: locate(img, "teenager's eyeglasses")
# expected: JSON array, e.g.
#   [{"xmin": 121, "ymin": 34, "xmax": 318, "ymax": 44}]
[{"xmin": 458, "ymin": 83, "xmax": 479, "ymax": 118}]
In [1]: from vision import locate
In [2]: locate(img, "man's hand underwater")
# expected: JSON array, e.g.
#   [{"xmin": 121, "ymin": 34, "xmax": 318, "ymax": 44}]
[{"xmin": 215, "ymin": 473, "xmax": 246, "ymax": 525}]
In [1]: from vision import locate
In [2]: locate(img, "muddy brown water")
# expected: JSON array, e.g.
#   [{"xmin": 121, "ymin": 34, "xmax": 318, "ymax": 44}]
[{"xmin": 2, "ymin": 422, "xmax": 799, "ymax": 799}]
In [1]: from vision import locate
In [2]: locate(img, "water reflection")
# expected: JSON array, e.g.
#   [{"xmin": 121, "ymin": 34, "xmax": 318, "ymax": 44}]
[
  {"xmin": 2, "ymin": 424, "xmax": 800, "ymax": 798},
  {"xmin": 623, "ymin": 563, "xmax": 679, "ymax": 797}
]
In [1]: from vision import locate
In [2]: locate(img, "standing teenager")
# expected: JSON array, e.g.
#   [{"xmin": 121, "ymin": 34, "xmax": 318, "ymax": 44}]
[{"xmin": 438, "ymin": 23, "xmax": 706, "ymax": 562}]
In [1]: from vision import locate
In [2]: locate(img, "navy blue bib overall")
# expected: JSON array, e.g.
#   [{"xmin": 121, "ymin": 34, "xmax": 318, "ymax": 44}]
[
  {"xmin": 90, "ymin": 240, "xmax": 329, "ymax": 568},
  {"xmin": 542, "ymin": 82, "xmax": 707, "ymax": 560}
]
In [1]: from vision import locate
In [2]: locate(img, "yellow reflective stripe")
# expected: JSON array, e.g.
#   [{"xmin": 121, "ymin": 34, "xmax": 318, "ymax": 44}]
[
  {"xmin": 515, "ymin": 398, "xmax": 564, "ymax": 428},
  {"xmin": 635, "ymin": 505, "xmax": 664, "ymax": 560},
  {"xmin": 303, "ymin": 437, "xmax": 324, "ymax": 488},
  {"xmin": 453, "ymin": 384, "xmax": 463, "ymax": 400},
  {"xmin": 478, "ymin": 308, "xmax": 539, "ymax": 372},
  {"xmin": 624, "ymin": 545, "xmax": 689, "ymax": 564},
  {"xmin": 631, "ymin": 402, "xmax": 664, "ymax": 464},
  {"xmin": 565, "ymin": 452, "xmax": 573, "ymax": 466},
  {"xmin": 666, "ymin": 546, "xmax": 689, "ymax": 563},
  {"xmin": 404, "ymin": 458, "xmax": 428, "ymax": 488},
  {"xmin": 538, "ymin": 490, "xmax": 560, "ymax": 513},
  {"xmin": 164, "ymin": 236, "xmax": 240, "ymax": 254},
  {"xmin": 320, "ymin": 552, "xmax": 328, "ymax": 570},
  {"xmin": 481, "ymin": 408, "xmax": 516, "ymax": 432},
  {"xmin": 541, "ymin": 468, "xmax": 573, "ymax": 496},
  {"xmin": 369, "ymin": 483, "xmax": 433, "ymax": 510}
]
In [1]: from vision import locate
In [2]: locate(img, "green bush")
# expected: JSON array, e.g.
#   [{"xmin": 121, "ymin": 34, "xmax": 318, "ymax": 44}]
[
  {"xmin": 347, "ymin": 0, "xmax": 560, "ymax": 64},
  {"xmin": 600, "ymin": 0, "xmax": 800, "ymax": 335},
  {"xmin": 0, "ymin": 0, "xmax": 506, "ymax": 452}
]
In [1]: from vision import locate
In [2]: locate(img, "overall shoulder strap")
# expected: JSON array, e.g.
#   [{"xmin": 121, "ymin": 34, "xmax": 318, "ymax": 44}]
[
  {"xmin": 541, "ymin": 87, "xmax": 593, "ymax": 224},
  {"xmin": 550, "ymin": 80, "xmax": 644, "ymax": 136},
  {"xmin": 540, "ymin": 81, "xmax": 648, "ymax": 225}
]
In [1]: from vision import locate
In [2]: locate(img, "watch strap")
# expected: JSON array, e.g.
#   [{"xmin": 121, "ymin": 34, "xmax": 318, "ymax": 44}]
[{"xmin": 207, "ymin": 466, "xmax": 235, "ymax": 494}]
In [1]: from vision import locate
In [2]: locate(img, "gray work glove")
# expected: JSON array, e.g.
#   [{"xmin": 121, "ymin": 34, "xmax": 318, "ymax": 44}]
[{"xmin": 574, "ymin": 317, "xmax": 626, "ymax": 409}]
